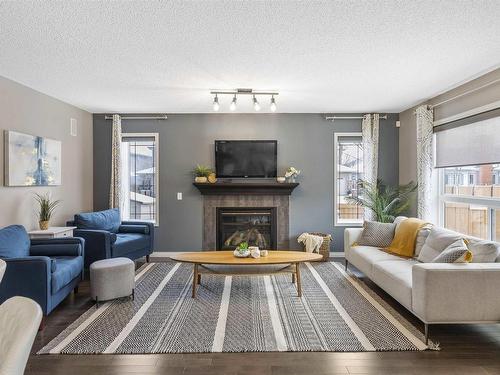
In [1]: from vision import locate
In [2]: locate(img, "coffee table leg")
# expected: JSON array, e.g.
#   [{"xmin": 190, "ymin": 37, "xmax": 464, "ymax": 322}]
[
  {"xmin": 192, "ymin": 263, "xmax": 199, "ymax": 298},
  {"xmin": 295, "ymin": 263, "xmax": 302, "ymax": 297},
  {"xmin": 292, "ymin": 272, "xmax": 296, "ymax": 284}
]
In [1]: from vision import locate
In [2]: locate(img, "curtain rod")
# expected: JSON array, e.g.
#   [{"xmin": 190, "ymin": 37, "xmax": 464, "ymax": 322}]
[
  {"xmin": 430, "ymin": 77, "xmax": 500, "ymax": 109},
  {"xmin": 104, "ymin": 115, "xmax": 168, "ymax": 120},
  {"xmin": 325, "ymin": 115, "xmax": 388, "ymax": 121}
]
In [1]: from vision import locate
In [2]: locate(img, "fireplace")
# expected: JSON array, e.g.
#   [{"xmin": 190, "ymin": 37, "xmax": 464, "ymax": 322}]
[{"xmin": 216, "ymin": 207, "xmax": 277, "ymax": 250}]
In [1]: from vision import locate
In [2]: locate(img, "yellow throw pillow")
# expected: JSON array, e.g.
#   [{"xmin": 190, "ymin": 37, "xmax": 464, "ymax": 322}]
[{"xmin": 385, "ymin": 218, "xmax": 429, "ymax": 257}]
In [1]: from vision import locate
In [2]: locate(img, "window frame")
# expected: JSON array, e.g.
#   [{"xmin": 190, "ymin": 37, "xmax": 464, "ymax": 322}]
[
  {"xmin": 333, "ymin": 132, "xmax": 363, "ymax": 227},
  {"xmin": 438, "ymin": 167, "xmax": 500, "ymax": 241},
  {"xmin": 121, "ymin": 132, "xmax": 160, "ymax": 226}
]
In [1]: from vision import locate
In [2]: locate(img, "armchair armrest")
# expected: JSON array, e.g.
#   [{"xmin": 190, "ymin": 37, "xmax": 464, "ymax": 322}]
[
  {"xmin": 0, "ymin": 257, "xmax": 51, "ymax": 314},
  {"xmin": 344, "ymin": 228, "xmax": 364, "ymax": 252},
  {"xmin": 119, "ymin": 224, "xmax": 150, "ymax": 235},
  {"xmin": 30, "ymin": 237, "xmax": 85, "ymax": 257},
  {"xmin": 412, "ymin": 263, "xmax": 500, "ymax": 323},
  {"xmin": 73, "ymin": 229, "xmax": 115, "ymax": 268},
  {"xmin": 121, "ymin": 221, "xmax": 154, "ymax": 253}
]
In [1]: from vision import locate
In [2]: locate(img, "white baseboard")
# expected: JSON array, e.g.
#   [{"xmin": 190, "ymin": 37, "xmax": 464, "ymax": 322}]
[{"xmin": 151, "ymin": 251, "xmax": 345, "ymax": 258}]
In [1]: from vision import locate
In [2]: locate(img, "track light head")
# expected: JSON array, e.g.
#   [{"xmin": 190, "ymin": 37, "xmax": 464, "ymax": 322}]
[
  {"xmin": 230, "ymin": 95, "xmax": 237, "ymax": 111},
  {"xmin": 270, "ymin": 96, "xmax": 277, "ymax": 112},
  {"xmin": 253, "ymin": 95, "xmax": 261, "ymax": 111},
  {"xmin": 213, "ymin": 94, "xmax": 220, "ymax": 111}
]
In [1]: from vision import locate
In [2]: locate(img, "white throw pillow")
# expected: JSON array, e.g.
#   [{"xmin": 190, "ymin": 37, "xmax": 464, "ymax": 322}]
[
  {"xmin": 414, "ymin": 225, "xmax": 432, "ymax": 257},
  {"xmin": 466, "ymin": 238, "xmax": 500, "ymax": 263},
  {"xmin": 431, "ymin": 239, "xmax": 472, "ymax": 263},
  {"xmin": 417, "ymin": 227, "xmax": 463, "ymax": 263},
  {"xmin": 393, "ymin": 216, "xmax": 408, "ymax": 231}
]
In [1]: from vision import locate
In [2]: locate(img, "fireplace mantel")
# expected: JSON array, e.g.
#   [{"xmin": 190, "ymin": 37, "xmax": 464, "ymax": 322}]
[{"xmin": 193, "ymin": 182, "xmax": 299, "ymax": 196}]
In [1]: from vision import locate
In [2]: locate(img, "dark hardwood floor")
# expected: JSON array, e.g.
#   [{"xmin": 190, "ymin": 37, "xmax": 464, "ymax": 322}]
[{"xmin": 26, "ymin": 258, "xmax": 500, "ymax": 375}]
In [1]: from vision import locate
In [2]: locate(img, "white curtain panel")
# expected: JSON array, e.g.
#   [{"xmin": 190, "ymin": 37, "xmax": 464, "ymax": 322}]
[
  {"xmin": 109, "ymin": 114, "xmax": 122, "ymax": 210},
  {"xmin": 362, "ymin": 113, "xmax": 380, "ymax": 221},
  {"xmin": 415, "ymin": 105, "xmax": 434, "ymax": 221}
]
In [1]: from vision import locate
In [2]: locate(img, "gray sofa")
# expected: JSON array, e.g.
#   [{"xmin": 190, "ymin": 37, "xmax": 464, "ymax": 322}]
[{"xmin": 344, "ymin": 221, "xmax": 500, "ymax": 343}]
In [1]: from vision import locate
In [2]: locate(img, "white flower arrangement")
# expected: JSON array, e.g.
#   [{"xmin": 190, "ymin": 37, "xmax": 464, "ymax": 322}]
[{"xmin": 285, "ymin": 166, "xmax": 301, "ymax": 178}]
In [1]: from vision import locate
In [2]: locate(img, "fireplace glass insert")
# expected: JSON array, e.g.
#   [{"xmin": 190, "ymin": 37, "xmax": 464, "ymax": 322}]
[{"xmin": 216, "ymin": 207, "xmax": 277, "ymax": 250}]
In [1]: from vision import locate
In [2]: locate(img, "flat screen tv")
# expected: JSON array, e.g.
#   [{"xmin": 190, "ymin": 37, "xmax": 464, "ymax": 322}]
[{"xmin": 215, "ymin": 140, "xmax": 277, "ymax": 178}]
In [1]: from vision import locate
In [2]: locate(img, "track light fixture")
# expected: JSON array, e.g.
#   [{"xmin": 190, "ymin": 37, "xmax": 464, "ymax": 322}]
[
  {"xmin": 252, "ymin": 95, "xmax": 261, "ymax": 111},
  {"xmin": 210, "ymin": 89, "xmax": 278, "ymax": 112},
  {"xmin": 270, "ymin": 95, "xmax": 277, "ymax": 112},
  {"xmin": 230, "ymin": 95, "xmax": 237, "ymax": 111},
  {"xmin": 212, "ymin": 94, "xmax": 220, "ymax": 111}
]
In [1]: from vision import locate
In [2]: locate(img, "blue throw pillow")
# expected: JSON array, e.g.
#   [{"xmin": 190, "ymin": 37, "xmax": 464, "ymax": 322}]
[
  {"xmin": 0, "ymin": 225, "xmax": 30, "ymax": 258},
  {"xmin": 74, "ymin": 208, "xmax": 121, "ymax": 233}
]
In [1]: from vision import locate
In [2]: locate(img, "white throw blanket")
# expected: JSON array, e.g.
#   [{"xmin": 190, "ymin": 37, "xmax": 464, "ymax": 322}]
[{"xmin": 297, "ymin": 233, "xmax": 324, "ymax": 253}]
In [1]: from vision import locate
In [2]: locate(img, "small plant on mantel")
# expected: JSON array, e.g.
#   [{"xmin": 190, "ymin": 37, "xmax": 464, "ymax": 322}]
[
  {"xmin": 34, "ymin": 193, "xmax": 61, "ymax": 230},
  {"xmin": 193, "ymin": 164, "xmax": 213, "ymax": 183}
]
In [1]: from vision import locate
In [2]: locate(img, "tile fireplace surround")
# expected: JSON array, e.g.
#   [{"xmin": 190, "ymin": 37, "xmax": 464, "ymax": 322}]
[{"xmin": 202, "ymin": 195, "xmax": 290, "ymax": 250}]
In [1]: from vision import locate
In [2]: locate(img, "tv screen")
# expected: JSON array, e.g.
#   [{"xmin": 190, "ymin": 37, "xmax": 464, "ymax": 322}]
[{"xmin": 215, "ymin": 140, "xmax": 277, "ymax": 178}]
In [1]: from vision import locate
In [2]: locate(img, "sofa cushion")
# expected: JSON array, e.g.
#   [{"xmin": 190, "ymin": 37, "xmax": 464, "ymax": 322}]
[
  {"xmin": 346, "ymin": 246, "xmax": 406, "ymax": 279},
  {"xmin": 357, "ymin": 221, "xmax": 396, "ymax": 248},
  {"xmin": 51, "ymin": 256, "xmax": 83, "ymax": 294},
  {"xmin": 465, "ymin": 238, "xmax": 500, "ymax": 263},
  {"xmin": 0, "ymin": 225, "xmax": 30, "ymax": 258},
  {"xmin": 75, "ymin": 209, "xmax": 121, "ymax": 233},
  {"xmin": 372, "ymin": 259, "xmax": 417, "ymax": 310},
  {"xmin": 112, "ymin": 233, "xmax": 150, "ymax": 258},
  {"xmin": 417, "ymin": 227, "xmax": 463, "ymax": 263},
  {"xmin": 431, "ymin": 239, "xmax": 472, "ymax": 263}
]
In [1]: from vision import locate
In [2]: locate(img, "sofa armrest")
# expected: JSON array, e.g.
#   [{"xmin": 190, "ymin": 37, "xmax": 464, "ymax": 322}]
[
  {"xmin": 30, "ymin": 237, "xmax": 85, "ymax": 257},
  {"xmin": 344, "ymin": 228, "xmax": 364, "ymax": 252},
  {"xmin": 73, "ymin": 229, "xmax": 114, "ymax": 267},
  {"xmin": 412, "ymin": 263, "xmax": 500, "ymax": 323},
  {"xmin": 0, "ymin": 257, "xmax": 51, "ymax": 314}
]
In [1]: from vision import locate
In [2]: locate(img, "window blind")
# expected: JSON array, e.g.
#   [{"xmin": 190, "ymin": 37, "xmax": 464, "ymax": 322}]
[{"xmin": 434, "ymin": 109, "xmax": 500, "ymax": 168}]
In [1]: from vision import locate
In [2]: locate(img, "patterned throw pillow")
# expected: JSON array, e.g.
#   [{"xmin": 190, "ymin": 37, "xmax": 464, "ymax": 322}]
[
  {"xmin": 431, "ymin": 239, "xmax": 473, "ymax": 263},
  {"xmin": 357, "ymin": 221, "xmax": 396, "ymax": 248}
]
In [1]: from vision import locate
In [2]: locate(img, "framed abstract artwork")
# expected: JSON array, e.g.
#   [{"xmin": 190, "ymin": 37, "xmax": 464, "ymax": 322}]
[{"xmin": 4, "ymin": 130, "xmax": 62, "ymax": 186}]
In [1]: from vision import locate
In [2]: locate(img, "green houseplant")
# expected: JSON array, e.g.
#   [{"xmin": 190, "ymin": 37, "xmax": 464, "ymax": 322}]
[
  {"xmin": 345, "ymin": 179, "xmax": 417, "ymax": 223},
  {"xmin": 193, "ymin": 164, "xmax": 213, "ymax": 183},
  {"xmin": 34, "ymin": 193, "xmax": 61, "ymax": 230}
]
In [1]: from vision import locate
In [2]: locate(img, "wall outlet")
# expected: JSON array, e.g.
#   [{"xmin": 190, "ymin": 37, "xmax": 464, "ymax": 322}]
[
  {"xmin": 177, "ymin": 192, "xmax": 183, "ymax": 200},
  {"xmin": 70, "ymin": 118, "xmax": 78, "ymax": 136},
  {"xmin": 395, "ymin": 120, "xmax": 401, "ymax": 128}
]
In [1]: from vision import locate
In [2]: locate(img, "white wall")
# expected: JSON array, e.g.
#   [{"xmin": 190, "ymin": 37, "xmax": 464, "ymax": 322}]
[{"xmin": 0, "ymin": 76, "xmax": 93, "ymax": 230}]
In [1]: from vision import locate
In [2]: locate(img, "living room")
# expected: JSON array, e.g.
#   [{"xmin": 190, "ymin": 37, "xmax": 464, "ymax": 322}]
[{"xmin": 0, "ymin": 1, "xmax": 499, "ymax": 374}]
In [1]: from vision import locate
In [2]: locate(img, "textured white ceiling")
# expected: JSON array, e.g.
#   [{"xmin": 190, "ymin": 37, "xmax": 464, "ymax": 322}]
[{"xmin": 1, "ymin": 1, "xmax": 499, "ymax": 113}]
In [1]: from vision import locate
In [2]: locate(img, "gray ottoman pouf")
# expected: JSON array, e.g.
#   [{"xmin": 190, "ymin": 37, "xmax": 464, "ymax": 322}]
[{"xmin": 90, "ymin": 257, "xmax": 135, "ymax": 307}]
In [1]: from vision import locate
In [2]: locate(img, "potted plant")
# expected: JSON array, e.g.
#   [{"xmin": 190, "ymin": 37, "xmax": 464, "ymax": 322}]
[
  {"xmin": 34, "ymin": 193, "xmax": 61, "ymax": 230},
  {"xmin": 193, "ymin": 164, "xmax": 213, "ymax": 183},
  {"xmin": 345, "ymin": 179, "xmax": 417, "ymax": 223},
  {"xmin": 285, "ymin": 166, "xmax": 301, "ymax": 183}
]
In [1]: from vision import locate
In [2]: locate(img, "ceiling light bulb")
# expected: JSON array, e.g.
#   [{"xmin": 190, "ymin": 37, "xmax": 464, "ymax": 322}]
[
  {"xmin": 270, "ymin": 96, "xmax": 277, "ymax": 112},
  {"xmin": 213, "ymin": 94, "xmax": 220, "ymax": 111},
  {"xmin": 253, "ymin": 96, "xmax": 261, "ymax": 111},
  {"xmin": 230, "ymin": 95, "xmax": 237, "ymax": 111}
]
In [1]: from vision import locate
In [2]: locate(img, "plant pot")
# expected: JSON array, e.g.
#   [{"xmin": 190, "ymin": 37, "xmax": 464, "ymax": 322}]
[
  {"xmin": 195, "ymin": 176, "xmax": 208, "ymax": 183},
  {"xmin": 39, "ymin": 220, "xmax": 49, "ymax": 230}
]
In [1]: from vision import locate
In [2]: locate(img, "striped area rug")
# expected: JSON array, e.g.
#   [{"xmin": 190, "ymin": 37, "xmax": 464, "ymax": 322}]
[{"xmin": 39, "ymin": 261, "xmax": 430, "ymax": 354}]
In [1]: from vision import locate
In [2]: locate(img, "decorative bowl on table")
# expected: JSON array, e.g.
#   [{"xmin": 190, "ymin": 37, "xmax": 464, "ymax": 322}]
[{"xmin": 233, "ymin": 249, "xmax": 250, "ymax": 258}]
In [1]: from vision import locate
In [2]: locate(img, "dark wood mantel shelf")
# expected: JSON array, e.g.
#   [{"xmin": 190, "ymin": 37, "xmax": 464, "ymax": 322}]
[{"xmin": 193, "ymin": 182, "xmax": 299, "ymax": 196}]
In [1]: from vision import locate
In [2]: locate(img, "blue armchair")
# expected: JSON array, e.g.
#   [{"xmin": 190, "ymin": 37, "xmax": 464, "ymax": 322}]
[
  {"xmin": 0, "ymin": 225, "xmax": 84, "ymax": 316},
  {"xmin": 68, "ymin": 208, "xmax": 154, "ymax": 268}
]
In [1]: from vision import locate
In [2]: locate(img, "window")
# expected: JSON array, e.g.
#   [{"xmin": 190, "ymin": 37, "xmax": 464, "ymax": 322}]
[
  {"xmin": 121, "ymin": 133, "xmax": 159, "ymax": 225},
  {"xmin": 440, "ymin": 164, "xmax": 500, "ymax": 240},
  {"xmin": 334, "ymin": 133, "xmax": 363, "ymax": 225}
]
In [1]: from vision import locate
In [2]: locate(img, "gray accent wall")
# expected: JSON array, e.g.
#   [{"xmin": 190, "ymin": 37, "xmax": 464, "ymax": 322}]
[
  {"xmin": 0, "ymin": 75, "xmax": 93, "ymax": 230},
  {"xmin": 93, "ymin": 113, "xmax": 399, "ymax": 252}
]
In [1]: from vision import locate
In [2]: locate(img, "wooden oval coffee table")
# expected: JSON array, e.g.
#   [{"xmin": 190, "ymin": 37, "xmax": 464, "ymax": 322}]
[{"xmin": 170, "ymin": 251, "xmax": 323, "ymax": 298}]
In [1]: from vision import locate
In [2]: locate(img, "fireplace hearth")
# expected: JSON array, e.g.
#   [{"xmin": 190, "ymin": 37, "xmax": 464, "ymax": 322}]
[{"xmin": 217, "ymin": 207, "xmax": 277, "ymax": 250}]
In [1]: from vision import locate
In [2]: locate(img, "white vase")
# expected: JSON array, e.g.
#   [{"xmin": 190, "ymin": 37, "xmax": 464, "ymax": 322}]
[
  {"xmin": 195, "ymin": 176, "xmax": 208, "ymax": 183},
  {"xmin": 250, "ymin": 247, "xmax": 260, "ymax": 258}
]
